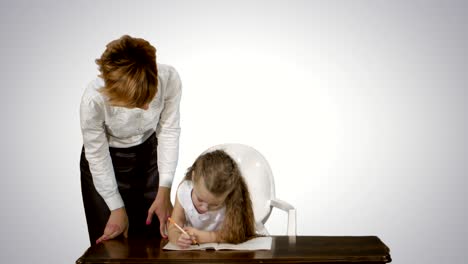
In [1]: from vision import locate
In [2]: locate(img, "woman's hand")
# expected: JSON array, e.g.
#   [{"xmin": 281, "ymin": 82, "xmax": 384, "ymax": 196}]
[
  {"xmin": 96, "ymin": 207, "xmax": 128, "ymax": 244},
  {"xmin": 146, "ymin": 186, "xmax": 173, "ymax": 237}
]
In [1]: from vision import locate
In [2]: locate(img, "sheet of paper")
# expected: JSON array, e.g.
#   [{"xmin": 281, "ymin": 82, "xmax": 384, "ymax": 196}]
[{"xmin": 163, "ymin": 236, "xmax": 272, "ymax": 251}]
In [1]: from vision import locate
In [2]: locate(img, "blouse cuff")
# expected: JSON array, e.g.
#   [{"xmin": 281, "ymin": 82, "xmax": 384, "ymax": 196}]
[
  {"xmin": 159, "ymin": 172, "xmax": 174, "ymax": 188},
  {"xmin": 105, "ymin": 194, "xmax": 125, "ymax": 211}
]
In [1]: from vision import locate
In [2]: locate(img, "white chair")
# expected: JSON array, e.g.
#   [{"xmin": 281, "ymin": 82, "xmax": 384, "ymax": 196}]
[{"xmin": 203, "ymin": 144, "xmax": 296, "ymax": 236}]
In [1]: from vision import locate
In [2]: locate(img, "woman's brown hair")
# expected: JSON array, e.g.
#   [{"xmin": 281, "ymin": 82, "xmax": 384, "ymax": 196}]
[
  {"xmin": 96, "ymin": 35, "xmax": 158, "ymax": 108},
  {"xmin": 184, "ymin": 150, "xmax": 257, "ymax": 244}
]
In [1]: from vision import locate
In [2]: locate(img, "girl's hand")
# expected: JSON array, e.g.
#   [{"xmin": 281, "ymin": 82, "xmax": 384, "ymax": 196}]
[
  {"xmin": 183, "ymin": 226, "xmax": 200, "ymax": 239},
  {"xmin": 175, "ymin": 227, "xmax": 200, "ymax": 248},
  {"xmin": 96, "ymin": 207, "xmax": 128, "ymax": 244},
  {"xmin": 176, "ymin": 232, "xmax": 195, "ymax": 248},
  {"xmin": 184, "ymin": 226, "xmax": 217, "ymax": 244},
  {"xmin": 184, "ymin": 226, "xmax": 203, "ymax": 244}
]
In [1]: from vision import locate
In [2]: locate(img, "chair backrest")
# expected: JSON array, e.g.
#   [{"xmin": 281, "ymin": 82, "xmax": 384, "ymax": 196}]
[{"xmin": 203, "ymin": 143, "xmax": 276, "ymax": 225}]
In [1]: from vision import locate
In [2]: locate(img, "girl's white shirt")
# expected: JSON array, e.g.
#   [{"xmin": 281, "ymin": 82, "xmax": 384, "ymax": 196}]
[{"xmin": 177, "ymin": 180, "xmax": 226, "ymax": 231}]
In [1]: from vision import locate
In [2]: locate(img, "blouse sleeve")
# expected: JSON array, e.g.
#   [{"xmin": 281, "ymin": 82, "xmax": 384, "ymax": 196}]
[
  {"xmin": 80, "ymin": 94, "xmax": 124, "ymax": 211},
  {"xmin": 156, "ymin": 66, "xmax": 182, "ymax": 188}
]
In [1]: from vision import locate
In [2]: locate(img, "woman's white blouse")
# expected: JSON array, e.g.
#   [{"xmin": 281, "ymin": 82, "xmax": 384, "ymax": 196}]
[
  {"xmin": 177, "ymin": 180, "xmax": 226, "ymax": 231},
  {"xmin": 80, "ymin": 64, "xmax": 182, "ymax": 210}
]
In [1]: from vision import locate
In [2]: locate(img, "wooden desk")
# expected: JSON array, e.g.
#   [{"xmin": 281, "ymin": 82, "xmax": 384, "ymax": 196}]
[{"xmin": 76, "ymin": 236, "xmax": 391, "ymax": 264}]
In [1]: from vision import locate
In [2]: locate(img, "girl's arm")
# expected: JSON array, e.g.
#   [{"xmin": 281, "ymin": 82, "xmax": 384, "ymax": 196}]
[
  {"xmin": 168, "ymin": 194, "xmax": 197, "ymax": 249},
  {"xmin": 168, "ymin": 195, "xmax": 221, "ymax": 245},
  {"xmin": 183, "ymin": 227, "xmax": 221, "ymax": 244}
]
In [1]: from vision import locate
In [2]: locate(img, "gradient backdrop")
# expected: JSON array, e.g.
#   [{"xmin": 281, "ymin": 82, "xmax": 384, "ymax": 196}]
[{"xmin": 0, "ymin": 1, "xmax": 467, "ymax": 263}]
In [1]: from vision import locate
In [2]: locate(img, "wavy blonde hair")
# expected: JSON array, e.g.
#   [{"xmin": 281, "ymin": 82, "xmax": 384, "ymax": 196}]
[
  {"xmin": 184, "ymin": 150, "xmax": 257, "ymax": 244},
  {"xmin": 96, "ymin": 35, "xmax": 158, "ymax": 108}
]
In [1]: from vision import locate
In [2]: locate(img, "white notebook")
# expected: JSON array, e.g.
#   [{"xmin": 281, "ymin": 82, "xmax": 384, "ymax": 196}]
[{"xmin": 163, "ymin": 236, "xmax": 272, "ymax": 251}]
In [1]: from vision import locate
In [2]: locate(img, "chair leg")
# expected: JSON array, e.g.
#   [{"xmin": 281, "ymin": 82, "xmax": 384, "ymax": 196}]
[{"xmin": 287, "ymin": 208, "xmax": 296, "ymax": 236}]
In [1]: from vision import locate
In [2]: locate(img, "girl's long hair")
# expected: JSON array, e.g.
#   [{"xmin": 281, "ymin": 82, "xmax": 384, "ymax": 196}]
[{"xmin": 184, "ymin": 149, "xmax": 257, "ymax": 243}]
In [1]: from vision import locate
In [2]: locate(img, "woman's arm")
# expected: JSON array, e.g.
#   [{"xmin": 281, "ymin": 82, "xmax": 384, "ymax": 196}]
[
  {"xmin": 80, "ymin": 92, "xmax": 124, "ymax": 211},
  {"xmin": 153, "ymin": 66, "xmax": 182, "ymax": 237},
  {"xmin": 80, "ymin": 88, "xmax": 128, "ymax": 242},
  {"xmin": 156, "ymin": 65, "xmax": 182, "ymax": 189}
]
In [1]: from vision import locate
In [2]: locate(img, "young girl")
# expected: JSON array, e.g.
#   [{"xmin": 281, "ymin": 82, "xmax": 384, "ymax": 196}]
[{"xmin": 168, "ymin": 149, "xmax": 257, "ymax": 248}]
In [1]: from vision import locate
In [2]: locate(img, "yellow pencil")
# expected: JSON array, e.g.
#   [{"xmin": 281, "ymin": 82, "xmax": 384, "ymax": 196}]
[{"xmin": 168, "ymin": 217, "xmax": 200, "ymax": 246}]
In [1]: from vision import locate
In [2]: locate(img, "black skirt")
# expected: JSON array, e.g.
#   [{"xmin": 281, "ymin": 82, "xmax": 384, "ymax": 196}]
[{"xmin": 80, "ymin": 132, "xmax": 161, "ymax": 245}]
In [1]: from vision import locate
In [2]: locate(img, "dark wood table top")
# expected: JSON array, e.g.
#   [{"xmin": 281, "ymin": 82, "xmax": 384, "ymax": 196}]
[{"xmin": 76, "ymin": 236, "xmax": 391, "ymax": 264}]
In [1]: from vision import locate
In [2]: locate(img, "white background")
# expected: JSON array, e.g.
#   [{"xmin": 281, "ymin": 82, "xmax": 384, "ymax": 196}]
[{"xmin": 0, "ymin": 1, "xmax": 467, "ymax": 263}]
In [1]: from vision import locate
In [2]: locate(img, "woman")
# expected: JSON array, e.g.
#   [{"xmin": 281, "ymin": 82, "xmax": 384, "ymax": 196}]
[{"xmin": 80, "ymin": 35, "xmax": 181, "ymax": 244}]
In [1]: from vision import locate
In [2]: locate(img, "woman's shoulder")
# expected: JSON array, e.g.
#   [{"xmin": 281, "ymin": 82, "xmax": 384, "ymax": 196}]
[
  {"xmin": 81, "ymin": 77, "xmax": 106, "ymax": 105},
  {"xmin": 157, "ymin": 63, "xmax": 177, "ymax": 73},
  {"xmin": 157, "ymin": 63, "xmax": 180, "ymax": 80}
]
